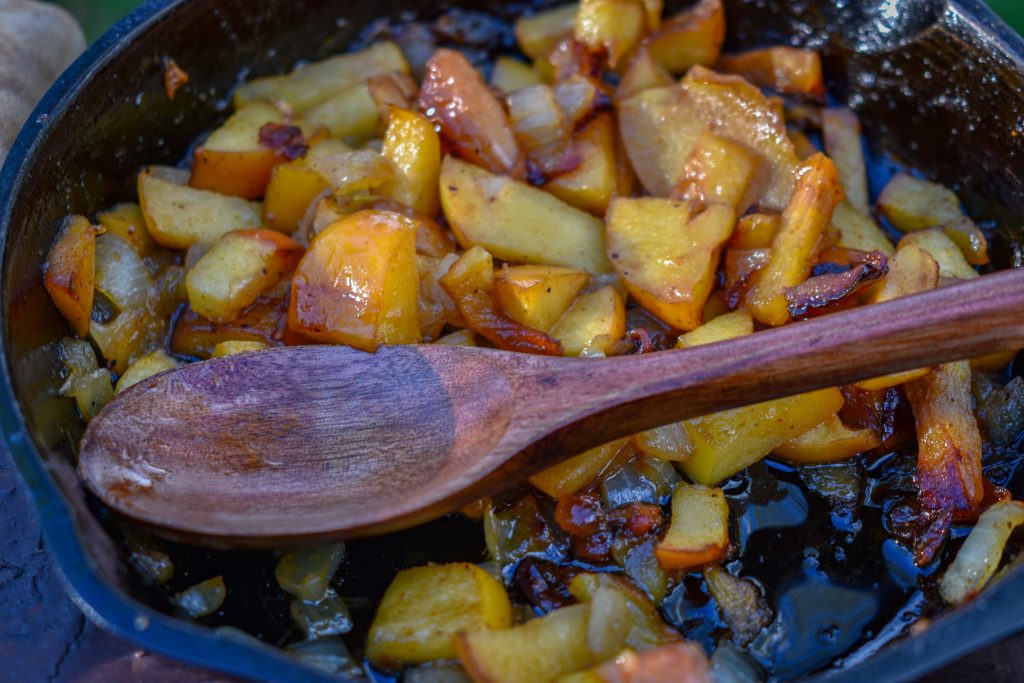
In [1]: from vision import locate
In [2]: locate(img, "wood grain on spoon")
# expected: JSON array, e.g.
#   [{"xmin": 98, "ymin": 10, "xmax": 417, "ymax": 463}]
[{"xmin": 79, "ymin": 268, "xmax": 1024, "ymax": 548}]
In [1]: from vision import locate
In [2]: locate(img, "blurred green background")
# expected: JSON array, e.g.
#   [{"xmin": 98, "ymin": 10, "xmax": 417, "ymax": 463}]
[{"xmin": 54, "ymin": 0, "xmax": 1024, "ymax": 43}]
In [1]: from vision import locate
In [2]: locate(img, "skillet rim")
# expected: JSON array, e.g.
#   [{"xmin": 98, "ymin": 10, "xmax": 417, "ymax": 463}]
[{"xmin": 1, "ymin": 1, "xmax": 1023, "ymax": 681}]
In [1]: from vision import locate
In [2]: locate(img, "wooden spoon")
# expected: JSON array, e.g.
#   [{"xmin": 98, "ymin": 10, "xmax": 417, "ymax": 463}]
[{"xmin": 79, "ymin": 269, "xmax": 1024, "ymax": 548}]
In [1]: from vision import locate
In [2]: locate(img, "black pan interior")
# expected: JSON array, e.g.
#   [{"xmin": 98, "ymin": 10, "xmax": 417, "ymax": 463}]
[{"xmin": 3, "ymin": 0, "xmax": 1024, "ymax": 681}]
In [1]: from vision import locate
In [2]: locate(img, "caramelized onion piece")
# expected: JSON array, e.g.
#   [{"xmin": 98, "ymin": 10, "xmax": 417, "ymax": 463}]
[{"xmin": 785, "ymin": 250, "xmax": 888, "ymax": 318}]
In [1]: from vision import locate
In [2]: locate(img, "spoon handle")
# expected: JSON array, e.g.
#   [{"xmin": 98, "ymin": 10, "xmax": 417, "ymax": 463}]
[{"xmin": 509, "ymin": 268, "xmax": 1024, "ymax": 458}]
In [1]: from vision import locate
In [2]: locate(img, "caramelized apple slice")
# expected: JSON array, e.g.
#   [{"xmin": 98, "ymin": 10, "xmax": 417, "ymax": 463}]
[
  {"xmin": 494, "ymin": 265, "xmax": 591, "ymax": 333},
  {"xmin": 418, "ymin": 49, "xmax": 523, "ymax": 177},
  {"xmin": 382, "ymin": 108, "xmax": 441, "ymax": 217},
  {"xmin": 441, "ymin": 247, "xmax": 563, "ymax": 356},
  {"xmin": 367, "ymin": 563, "xmax": 512, "ymax": 667},
  {"xmin": 440, "ymin": 156, "xmax": 611, "ymax": 273},
  {"xmin": 717, "ymin": 47, "xmax": 825, "ymax": 99},
  {"xmin": 656, "ymin": 482, "xmax": 729, "ymax": 570},
  {"xmin": 288, "ymin": 210, "xmax": 421, "ymax": 351},
  {"xmin": 745, "ymin": 153, "xmax": 844, "ymax": 326},
  {"xmin": 550, "ymin": 286, "xmax": 627, "ymax": 357},
  {"xmin": 644, "ymin": 0, "xmax": 724, "ymax": 74},
  {"xmin": 44, "ymin": 215, "xmax": 100, "ymax": 337},
  {"xmin": 607, "ymin": 198, "xmax": 734, "ymax": 331},
  {"xmin": 139, "ymin": 168, "xmax": 263, "ymax": 249},
  {"xmin": 189, "ymin": 103, "xmax": 294, "ymax": 199}
]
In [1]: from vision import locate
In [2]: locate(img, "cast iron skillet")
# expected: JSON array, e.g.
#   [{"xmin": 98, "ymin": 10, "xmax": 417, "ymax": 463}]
[{"xmin": 2, "ymin": 0, "xmax": 1024, "ymax": 681}]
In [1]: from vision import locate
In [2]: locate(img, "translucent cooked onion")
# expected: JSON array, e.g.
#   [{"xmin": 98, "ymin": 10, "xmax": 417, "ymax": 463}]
[
  {"xmin": 175, "ymin": 576, "xmax": 226, "ymax": 618},
  {"xmin": 275, "ymin": 543, "xmax": 346, "ymax": 602},
  {"xmin": 290, "ymin": 587, "xmax": 353, "ymax": 639},
  {"xmin": 308, "ymin": 149, "xmax": 394, "ymax": 196},
  {"xmin": 507, "ymin": 84, "xmax": 574, "ymax": 176},
  {"xmin": 95, "ymin": 233, "xmax": 151, "ymax": 312},
  {"xmin": 939, "ymin": 501, "xmax": 1024, "ymax": 605},
  {"xmin": 710, "ymin": 641, "xmax": 764, "ymax": 683},
  {"xmin": 58, "ymin": 337, "xmax": 113, "ymax": 421},
  {"xmin": 286, "ymin": 637, "xmax": 363, "ymax": 677}
]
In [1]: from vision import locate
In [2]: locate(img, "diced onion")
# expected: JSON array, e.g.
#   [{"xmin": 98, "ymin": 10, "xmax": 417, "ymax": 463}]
[
  {"xmin": 95, "ymin": 233, "xmax": 151, "ymax": 312},
  {"xmin": 275, "ymin": 543, "xmax": 346, "ymax": 602},
  {"xmin": 939, "ymin": 501, "xmax": 1024, "ymax": 605},
  {"xmin": 175, "ymin": 576, "xmax": 226, "ymax": 617},
  {"xmin": 286, "ymin": 637, "xmax": 363, "ymax": 677},
  {"xmin": 289, "ymin": 587, "xmax": 353, "ymax": 639}
]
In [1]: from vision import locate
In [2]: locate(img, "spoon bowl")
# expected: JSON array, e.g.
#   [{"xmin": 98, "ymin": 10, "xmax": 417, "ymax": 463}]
[{"xmin": 79, "ymin": 269, "xmax": 1024, "ymax": 547}]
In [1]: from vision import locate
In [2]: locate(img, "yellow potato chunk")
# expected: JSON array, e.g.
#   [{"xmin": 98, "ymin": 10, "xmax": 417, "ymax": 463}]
[
  {"xmin": 544, "ymin": 114, "xmax": 618, "ymax": 215},
  {"xmin": 115, "ymin": 350, "xmax": 182, "ymax": 394},
  {"xmin": 288, "ymin": 210, "xmax": 421, "ymax": 351},
  {"xmin": 877, "ymin": 173, "xmax": 963, "ymax": 232},
  {"xmin": 440, "ymin": 156, "xmax": 611, "ymax": 273},
  {"xmin": 367, "ymin": 563, "xmax": 512, "ymax": 668},
  {"xmin": 305, "ymin": 83, "xmax": 379, "ymax": 143},
  {"xmin": 382, "ymin": 108, "xmax": 441, "ymax": 217},
  {"xmin": 139, "ymin": 168, "xmax": 263, "ymax": 249},
  {"xmin": 675, "ymin": 131, "xmax": 759, "ymax": 214},
  {"xmin": 897, "ymin": 227, "xmax": 977, "ymax": 280},
  {"xmin": 189, "ymin": 103, "xmax": 287, "ymax": 199},
  {"xmin": 676, "ymin": 310, "xmax": 754, "ymax": 348},
  {"xmin": 529, "ymin": 438, "xmax": 627, "ymax": 498},
  {"xmin": 491, "ymin": 56, "xmax": 543, "ymax": 93},
  {"xmin": 550, "ymin": 286, "xmax": 626, "ymax": 357},
  {"xmin": 773, "ymin": 414, "xmax": 881, "ymax": 464},
  {"xmin": 682, "ymin": 387, "xmax": 845, "ymax": 485},
  {"xmin": 515, "ymin": 4, "xmax": 579, "ymax": 61},
  {"xmin": 731, "ymin": 213, "xmax": 780, "ymax": 250},
  {"xmin": 234, "ymin": 41, "xmax": 409, "ymax": 113},
  {"xmin": 186, "ymin": 229, "xmax": 303, "ymax": 323},
  {"xmin": 606, "ymin": 198, "xmax": 734, "ymax": 331},
  {"xmin": 457, "ymin": 604, "xmax": 592, "ymax": 683},
  {"xmin": 832, "ymin": 202, "xmax": 895, "ymax": 256},
  {"xmin": 822, "ymin": 108, "xmax": 869, "ymax": 213},
  {"xmin": 44, "ymin": 215, "xmax": 99, "ymax": 338},
  {"xmin": 494, "ymin": 265, "xmax": 590, "ymax": 333},
  {"xmin": 745, "ymin": 153, "xmax": 844, "ymax": 326},
  {"xmin": 263, "ymin": 138, "xmax": 351, "ymax": 232},
  {"xmin": 575, "ymin": 0, "xmax": 647, "ymax": 69},
  {"xmin": 97, "ymin": 203, "xmax": 158, "ymax": 256},
  {"xmin": 616, "ymin": 47, "xmax": 675, "ymax": 101},
  {"xmin": 645, "ymin": 0, "xmax": 725, "ymax": 74},
  {"xmin": 656, "ymin": 482, "xmax": 729, "ymax": 570}
]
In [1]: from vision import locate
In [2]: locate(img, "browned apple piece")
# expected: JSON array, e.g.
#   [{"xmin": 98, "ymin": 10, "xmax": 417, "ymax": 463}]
[
  {"xmin": 656, "ymin": 482, "xmax": 729, "ymax": 570},
  {"xmin": 745, "ymin": 153, "xmax": 844, "ymax": 326},
  {"xmin": 644, "ymin": 0, "xmax": 725, "ymax": 74},
  {"xmin": 717, "ymin": 47, "xmax": 825, "ymax": 99},
  {"xmin": 418, "ymin": 48, "xmax": 524, "ymax": 177},
  {"xmin": 186, "ymin": 229, "xmax": 304, "ymax": 324},
  {"xmin": 574, "ymin": 0, "xmax": 648, "ymax": 69},
  {"xmin": 44, "ymin": 215, "xmax": 100, "ymax": 338},
  {"xmin": 607, "ymin": 198, "xmax": 735, "ymax": 331},
  {"xmin": 441, "ymin": 246, "xmax": 563, "ymax": 356},
  {"xmin": 288, "ymin": 210, "xmax": 421, "ymax": 351}
]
